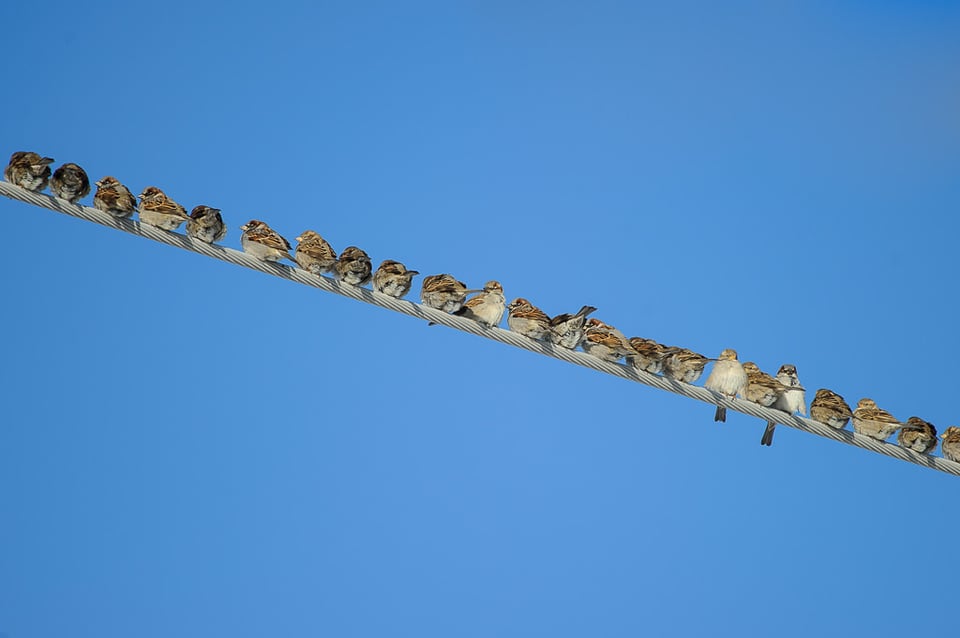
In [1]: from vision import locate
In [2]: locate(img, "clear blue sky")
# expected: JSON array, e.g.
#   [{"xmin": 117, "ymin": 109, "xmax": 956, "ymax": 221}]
[{"xmin": 2, "ymin": 2, "xmax": 958, "ymax": 636}]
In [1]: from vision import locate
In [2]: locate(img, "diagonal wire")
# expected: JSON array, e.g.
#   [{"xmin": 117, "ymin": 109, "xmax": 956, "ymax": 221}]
[{"xmin": 3, "ymin": 180, "xmax": 958, "ymax": 477}]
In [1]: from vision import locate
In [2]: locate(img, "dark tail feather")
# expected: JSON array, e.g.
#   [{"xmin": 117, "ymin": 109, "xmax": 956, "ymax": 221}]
[
  {"xmin": 761, "ymin": 422, "xmax": 776, "ymax": 446},
  {"xmin": 714, "ymin": 406, "xmax": 726, "ymax": 422}
]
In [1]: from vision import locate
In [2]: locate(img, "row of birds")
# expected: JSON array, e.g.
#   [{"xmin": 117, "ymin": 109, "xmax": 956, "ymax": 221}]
[{"xmin": 7, "ymin": 150, "xmax": 960, "ymax": 461}]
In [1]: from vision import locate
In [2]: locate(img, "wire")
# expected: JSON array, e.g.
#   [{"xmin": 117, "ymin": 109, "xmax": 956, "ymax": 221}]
[{"xmin": 3, "ymin": 180, "xmax": 957, "ymax": 477}]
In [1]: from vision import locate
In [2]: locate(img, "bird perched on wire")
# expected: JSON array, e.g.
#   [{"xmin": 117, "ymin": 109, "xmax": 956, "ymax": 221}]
[
  {"xmin": 760, "ymin": 364, "xmax": 806, "ymax": 447},
  {"xmin": 852, "ymin": 398, "xmax": 902, "ymax": 441},
  {"xmin": 4, "ymin": 151, "xmax": 54, "ymax": 191},
  {"xmin": 454, "ymin": 281, "xmax": 505, "ymax": 328},
  {"xmin": 239, "ymin": 219, "xmax": 295, "ymax": 263},
  {"xmin": 810, "ymin": 388, "xmax": 852, "ymax": 430},
  {"xmin": 662, "ymin": 347, "xmax": 711, "ymax": 384},
  {"xmin": 373, "ymin": 260, "xmax": 419, "ymax": 298},
  {"xmin": 941, "ymin": 427, "xmax": 960, "ymax": 462},
  {"xmin": 294, "ymin": 230, "xmax": 337, "ymax": 275},
  {"xmin": 704, "ymin": 349, "xmax": 747, "ymax": 422},
  {"xmin": 335, "ymin": 246, "xmax": 373, "ymax": 285},
  {"xmin": 580, "ymin": 318, "xmax": 637, "ymax": 362},
  {"xmin": 546, "ymin": 305, "xmax": 597, "ymax": 349},
  {"xmin": 897, "ymin": 417, "xmax": 938, "ymax": 454},
  {"xmin": 186, "ymin": 205, "xmax": 227, "ymax": 244},
  {"xmin": 506, "ymin": 298, "xmax": 552, "ymax": 341},
  {"xmin": 138, "ymin": 186, "xmax": 189, "ymax": 231},
  {"xmin": 741, "ymin": 362, "xmax": 782, "ymax": 408},
  {"xmin": 627, "ymin": 337, "xmax": 667, "ymax": 375},
  {"xmin": 49, "ymin": 162, "xmax": 90, "ymax": 203},
  {"xmin": 420, "ymin": 274, "xmax": 477, "ymax": 313},
  {"xmin": 93, "ymin": 176, "xmax": 137, "ymax": 219}
]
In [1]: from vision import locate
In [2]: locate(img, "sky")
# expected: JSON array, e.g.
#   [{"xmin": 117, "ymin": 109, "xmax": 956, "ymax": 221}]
[{"xmin": 2, "ymin": 1, "xmax": 959, "ymax": 636}]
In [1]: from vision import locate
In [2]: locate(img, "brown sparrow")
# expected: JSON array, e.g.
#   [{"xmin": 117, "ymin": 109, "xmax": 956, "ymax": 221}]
[
  {"xmin": 239, "ymin": 219, "xmax": 296, "ymax": 263},
  {"xmin": 373, "ymin": 260, "xmax": 419, "ymax": 298},
  {"xmin": 547, "ymin": 305, "xmax": 597, "ymax": 349},
  {"xmin": 4, "ymin": 151, "xmax": 54, "ymax": 191},
  {"xmin": 93, "ymin": 176, "xmax": 137, "ymax": 219},
  {"xmin": 49, "ymin": 162, "xmax": 91, "ymax": 203},
  {"xmin": 761, "ymin": 364, "xmax": 806, "ymax": 447},
  {"xmin": 661, "ymin": 347, "xmax": 711, "ymax": 384},
  {"xmin": 295, "ymin": 230, "xmax": 337, "ymax": 275},
  {"xmin": 186, "ymin": 205, "xmax": 227, "ymax": 244},
  {"xmin": 580, "ymin": 318, "xmax": 637, "ymax": 362},
  {"xmin": 810, "ymin": 388, "xmax": 852, "ymax": 430},
  {"xmin": 627, "ymin": 337, "xmax": 667, "ymax": 374},
  {"xmin": 335, "ymin": 246, "xmax": 373, "ymax": 285},
  {"xmin": 454, "ymin": 280, "xmax": 506, "ymax": 328},
  {"xmin": 897, "ymin": 417, "xmax": 937, "ymax": 454},
  {"xmin": 940, "ymin": 426, "xmax": 960, "ymax": 462},
  {"xmin": 138, "ymin": 186, "xmax": 189, "ymax": 230},
  {"xmin": 703, "ymin": 349, "xmax": 747, "ymax": 422},
  {"xmin": 506, "ymin": 298, "xmax": 552, "ymax": 341},
  {"xmin": 420, "ymin": 274, "xmax": 477, "ymax": 313},
  {"xmin": 852, "ymin": 398, "xmax": 902, "ymax": 441}
]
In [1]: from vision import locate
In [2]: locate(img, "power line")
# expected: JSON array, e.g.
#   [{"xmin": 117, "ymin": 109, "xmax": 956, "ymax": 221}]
[{"xmin": 3, "ymin": 180, "xmax": 957, "ymax": 478}]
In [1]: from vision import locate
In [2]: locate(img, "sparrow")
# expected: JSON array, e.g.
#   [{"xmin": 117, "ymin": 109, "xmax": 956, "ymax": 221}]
[
  {"xmin": 454, "ymin": 280, "xmax": 506, "ymax": 328},
  {"xmin": 703, "ymin": 349, "xmax": 747, "ymax": 422},
  {"xmin": 852, "ymin": 398, "xmax": 902, "ymax": 441},
  {"xmin": 420, "ymin": 274, "xmax": 477, "ymax": 313},
  {"xmin": 810, "ymin": 388, "xmax": 853, "ymax": 430},
  {"xmin": 897, "ymin": 417, "xmax": 937, "ymax": 454},
  {"xmin": 661, "ymin": 347, "xmax": 711, "ymax": 384},
  {"xmin": 627, "ymin": 337, "xmax": 667, "ymax": 374},
  {"xmin": 49, "ymin": 162, "xmax": 90, "ymax": 203},
  {"xmin": 546, "ymin": 305, "xmax": 597, "ymax": 349},
  {"xmin": 239, "ymin": 219, "xmax": 296, "ymax": 263},
  {"xmin": 373, "ymin": 260, "xmax": 419, "ymax": 298},
  {"xmin": 941, "ymin": 426, "xmax": 960, "ymax": 462},
  {"xmin": 580, "ymin": 318, "xmax": 637, "ymax": 362},
  {"xmin": 93, "ymin": 176, "xmax": 137, "ymax": 219},
  {"xmin": 761, "ymin": 364, "xmax": 806, "ymax": 447},
  {"xmin": 294, "ymin": 230, "xmax": 337, "ymax": 275},
  {"xmin": 4, "ymin": 151, "xmax": 54, "ymax": 191},
  {"xmin": 741, "ymin": 362, "xmax": 783, "ymax": 408},
  {"xmin": 138, "ymin": 186, "xmax": 189, "ymax": 230},
  {"xmin": 506, "ymin": 298, "xmax": 552, "ymax": 341},
  {"xmin": 335, "ymin": 246, "xmax": 373, "ymax": 285},
  {"xmin": 186, "ymin": 205, "xmax": 227, "ymax": 244}
]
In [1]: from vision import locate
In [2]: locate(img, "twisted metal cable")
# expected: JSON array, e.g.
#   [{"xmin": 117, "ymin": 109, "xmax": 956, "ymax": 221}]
[{"xmin": 3, "ymin": 180, "xmax": 957, "ymax": 477}]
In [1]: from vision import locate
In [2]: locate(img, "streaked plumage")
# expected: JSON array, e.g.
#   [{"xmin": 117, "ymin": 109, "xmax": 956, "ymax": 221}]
[
  {"xmin": 239, "ymin": 219, "xmax": 295, "ymax": 263},
  {"xmin": 420, "ymin": 274, "xmax": 476, "ymax": 313},
  {"xmin": 93, "ymin": 176, "xmax": 137, "ymax": 219},
  {"xmin": 627, "ymin": 337, "xmax": 667, "ymax": 375},
  {"xmin": 454, "ymin": 280, "xmax": 505, "ymax": 328},
  {"xmin": 810, "ymin": 389, "xmax": 852, "ymax": 430},
  {"xmin": 704, "ymin": 349, "xmax": 747, "ymax": 422},
  {"xmin": 186, "ymin": 205, "xmax": 227, "ymax": 244},
  {"xmin": 50, "ymin": 162, "xmax": 90, "ymax": 203},
  {"xmin": 4, "ymin": 151, "xmax": 54, "ymax": 191},
  {"xmin": 335, "ymin": 246, "xmax": 373, "ymax": 285},
  {"xmin": 897, "ymin": 417, "xmax": 937, "ymax": 454},
  {"xmin": 761, "ymin": 364, "xmax": 806, "ymax": 447},
  {"xmin": 294, "ymin": 230, "xmax": 337, "ymax": 275},
  {"xmin": 547, "ymin": 305, "xmax": 597, "ymax": 349},
  {"xmin": 662, "ymin": 347, "xmax": 711, "ymax": 384},
  {"xmin": 506, "ymin": 298, "xmax": 551, "ymax": 340},
  {"xmin": 941, "ymin": 427, "xmax": 960, "ymax": 462},
  {"xmin": 373, "ymin": 260, "xmax": 419, "ymax": 298},
  {"xmin": 580, "ymin": 318, "xmax": 637, "ymax": 362},
  {"xmin": 852, "ymin": 398, "xmax": 902, "ymax": 441},
  {"xmin": 138, "ymin": 186, "xmax": 189, "ymax": 230}
]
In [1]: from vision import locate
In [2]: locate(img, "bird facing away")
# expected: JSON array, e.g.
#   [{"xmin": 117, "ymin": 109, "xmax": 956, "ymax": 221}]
[
  {"xmin": 373, "ymin": 260, "xmax": 419, "ymax": 298},
  {"xmin": 5, "ymin": 151, "xmax": 55, "ymax": 191},
  {"xmin": 662, "ymin": 347, "xmax": 711, "ymax": 384},
  {"xmin": 703, "ymin": 349, "xmax": 747, "ymax": 422},
  {"xmin": 138, "ymin": 186, "xmax": 189, "ymax": 230},
  {"xmin": 546, "ymin": 305, "xmax": 597, "ymax": 349},
  {"xmin": 454, "ymin": 281, "xmax": 506, "ymax": 328},
  {"xmin": 506, "ymin": 298, "xmax": 552, "ymax": 341},
  {"xmin": 761, "ymin": 364, "xmax": 806, "ymax": 447},
  {"xmin": 420, "ymin": 274, "xmax": 477, "ymax": 313},
  {"xmin": 186, "ymin": 205, "xmax": 227, "ymax": 244},
  {"xmin": 239, "ymin": 219, "xmax": 295, "ymax": 263},
  {"xmin": 897, "ymin": 417, "xmax": 938, "ymax": 454},
  {"xmin": 50, "ymin": 162, "xmax": 90, "ymax": 203},
  {"xmin": 627, "ymin": 337, "xmax": 668, "ymax": 375},
  {"xmin": 941, "ymin": 427, "xmax": 960, "ymax": 462},
  {"xmin": 335, "ymin": 246, "xmax": 373, "ymax": 286},
  {"xmin": 294, "ymin": 230, "xmax": 337, "ymax": 275},
  {"xmin": 580, "ymin": 318, "xmax": 637, "ymax": 362},
  {"xmin": 93, "ymin": 176, "xmax": 137, "ymax": 219},
  {"xmin": 852, "ymin": 398, "xmax": 902, "ymax": 441},
  {"xmin": 810, "ymin": 389, "xmax": 852, "ymax": 430}
]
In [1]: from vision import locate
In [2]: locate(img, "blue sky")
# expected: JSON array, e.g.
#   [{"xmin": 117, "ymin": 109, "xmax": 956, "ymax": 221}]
[{"xmin": 2, "ymin": 1, "xmax": 959, "ymax": 636}]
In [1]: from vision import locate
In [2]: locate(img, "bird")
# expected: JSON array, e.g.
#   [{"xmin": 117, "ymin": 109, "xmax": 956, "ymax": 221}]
[
  {"xmin": 627, "ymin": 337, "xmax": 667, "ymax": 375},
  {"xmin": 810, "ymin": 388, "xmax": 852, "ymax": 430},
  {"xmin": 294, "ymin": 231, "xmax": 337, "ymax": 275},
  {"xmin": 741, "ymin": 362, "xmax": 783, "ymax": 408},
  {"xmin": 661, "ymin": 347, "xmax": 711, "ymax": 384},
  {"xmin": 420, "ymin": 274, "xmax": 477, "ymax": 313},
  {"xmin": 703, "ymin": 349, "xmax": 747, "ymax": 422},
  {"xmin": 92, "ymin": 176, "xmax": 137, "ymax": 219},
  {"xmin": 852, "ymin": 398, "xmax": 902, "ymax": 441},
  {"xmin": 373, "ymin": 260, "xmax": 419, "ymax": 298},
  {"xmin": 580, "ymin": 318, "xmax": 637, "ymax": 362},
  {"xmin": 335, "ymin": 246, "xmax": 373, "ymax": 285},
  {"xmin": 897, "ymin": 417, "xmax": 937, "ymax": 454},
  {"xmin": 454, "ymin": 281, "xmax": 506, "ymax": 328},
  {"xmin": 186, "ymin": 205, "xmax": 227, "ymax": 244},
  {"xmin": 239, "ymin": 219, "xmax": 296, "ymax": 263},
  {"xmin": 941, "ymin": 427, "xmax": 960, "ymax": 462},
  {"xmin": 506, "ymin": 298, "xmax": 552, "ymax": 341},
  {"xmin": 761, "ymin": 364, "xmax": 806, "ymax": 447},
  {"xmin": 4, "ymin": 151, "xmax": 54, "ymax": 191},
  {"xmin": 137, "ymin": 186, "xmax": 189, "ymax": 230},
  {"xmin": 546, "ymin": 305, "xmax": 597, "ymax": 349},
  {"xmin": 49, "ymin": 162, "xmax": 90, "ymax": 203}
]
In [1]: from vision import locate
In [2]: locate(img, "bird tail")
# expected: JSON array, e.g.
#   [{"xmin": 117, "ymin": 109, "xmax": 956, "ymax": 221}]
[
  {"xmin": 714, "ymin": 406, "xmax": 726, "ymax": 422},
  {"xmin": 761, "ymin": 422, "xmax": 776, "ymax": 446}
]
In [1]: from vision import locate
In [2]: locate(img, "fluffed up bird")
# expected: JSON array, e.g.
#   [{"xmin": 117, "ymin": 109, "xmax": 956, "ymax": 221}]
[
  {"xmin": 138, "ymin": 186, "xmax": 189, "ymax": 230},
  {"xmin": 373, "ymin": 260, "xmax": 419, "ymax": 298},
  {"xmin": 704, "ymin": 349, "xmax": 747, "ymax": 422},
  {"xmin": 294, "ymin": 230, "xmax": 337, "ymax": 275},
  {"xmin": 239, "ymin": 219, "xmax": 295, "ymax": 263},
  {"xmin": 420, "ymin": 274, "xmax": 477, "ymax": 313},
  {"xmin": 662, "ymin": 347, "xmax": 711, "ymax": 384},
  {"xmin": 897, "ymin": 417, "xmax": 937, "ymax": 454},
  {"xmin": 810, "ymin": 389, "xmax": 852, "ymax": 430},
  {"xmin": 335, "ymin": 246, "xmax": 373, "ymax": 285},
  {"xmin": 761, "ymin": 364, "xmax": 806, "ymax": 447},
  {"xmin": 4, "ymin": 151, "xmax": 54, "ymax": 191},
  {"xmin": 852, "ymin": 398, "xmax": 902, "ymax": 441},
  {"xmin": 93, "ymin": 176, "xmax": 137, "ymax": 219},
  {"xmin": 186, "ymin": 205, "xmax": 227, "ymax": 244},
  {"xmin": 627, "ymin": 337, "xmax": 667, "ymax": 375},
  {"xmin": 50, "ymin": 162, "xmax": 90, "ymax": 203},
  {"xmin": 454, "ymin": 280, "xmax": 506, "ymax": 328},
  {"xmin": 546, "ymin": 305, "xmax": 597, "ymax": 349},
  {"xmin": 506, "ymin": 298, "xmax": 552, "ymax": 341},
  {"xmin": 580, "ymin": 318, "xmax": 637, "ymax": 362},
  {"xmin": 941, "ymin": 427, "xmax": 960, "ymax": 462}
]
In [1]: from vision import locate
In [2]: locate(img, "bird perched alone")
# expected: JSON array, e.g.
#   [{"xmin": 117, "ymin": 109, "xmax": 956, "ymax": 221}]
[
  {"xmin": 186, "ymin": 205, "xmax": 227, "ymax": 244},
  {"xmin": 810, "ymin": 389, "xmax": 852, "ymax": 430},
  {"xmin": 761, "ymin": 364, "xmax": 806, "ymax": 447},
  {"xmin": 420, "ymin": 274, "xmax": 477, "ymax": 313},
  {"xmin": 138, "ymin": 186, "xmax": 189, "ymax": 230},
  {"xmin": 852, "ymin": 398, "xmax": 902, "ymax": 441},
  {"xmin": 454, "ymin": 281, "xmax": 505, "ymax": 328},
  {"xmin": 335, "ymin": 246, "xmax": 373, "ymax": 286},
  {"xmin": 50, "ymin": 162, "xmax": 90, "ymax": 203},
  {"xmin": 506, "ymin": 298, "xmax": 552, "ymax": 341},
  {"xmin": 239, "ymin": 220, "xmax": 295, "ymax": 263},
  {"xmin": 294, "ymin": 230, "xmax": 337, "ymax": 275},
  {"xmin": 703, "ymin": 349, "xmax": 747, "ymax": 422},
  {"xmin": 627, "ymin": 337, "xmax": 667, "ymax": 375},
  {"xmin": 4, "ymin": 151, "xmax": 54, "ymax": 191},
  {"xmin": 661, "ymin": 347, "xmax": 711, "ymax": 384},
  {"xmin": 897, "ymin": 417, "xmax": 937, "ymax": 454},
  {"xmin": 580, "ymin": 318, "xmax": 637, "ymax": 362},
  {"xmin": 546, "ymin": 305, "xmax": 597, "ymax": 349},
  {"xmin": 941, "ymin": 427, "xmax": 960, "ymax": 462},
  {"xmin": 93, "ymin": 176, "xmax": 137, "ymax": 219},
  {"xmin": 373, "ymin": 260, "xmax": 419, "ymax": 298}
]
